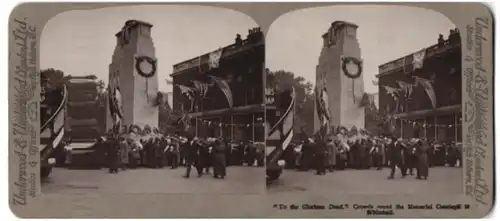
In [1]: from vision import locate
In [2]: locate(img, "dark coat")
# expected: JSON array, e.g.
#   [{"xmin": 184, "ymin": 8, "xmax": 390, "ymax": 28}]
[
  {"xmin": 387, "ymin": 141, "xmax": 404, "ymax": 164},
  {"xmin": 417, "ymin": 143, "xmax": 430, "ymax": 177}
]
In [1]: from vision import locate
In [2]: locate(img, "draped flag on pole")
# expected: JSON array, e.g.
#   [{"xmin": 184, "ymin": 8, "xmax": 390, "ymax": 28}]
[
  {"xmin": 192, "ymin": 80, "xmax": 212, "ymax": 98},
  {"xmin": 267, "ymin": 88, "xmax": 296, "ymax": 164},
  {"xmin": 397, "ymin": 80, "xmax": 414, "ymax": 99},
  {"xmin": 382, "ymin": 85, "xmax": 399, "ymax": 99},
  {"xmin": 208, "ymin": 48, "xmax": 223, "ymax": 69},
  {"xmin": 176, "ymin": 85, "xmax": 194, "ymax": 101},
  {"xmin": 107, "ymin": 85, "xmax": 116, "ymax": 119},
  {"xmin": 414, "ymin": 76, "xmax": 437, "ymax": 108},
  {"xmin": 107, "ymin": 84, "xmax": 123, "ymax": 130},
  {"xmin": 412, "ymin": 49, "xmax": 426, "ymax": 70},
  {"xmin": 208, "ymin": 75, "xmax": 233, "ymax": 108}
]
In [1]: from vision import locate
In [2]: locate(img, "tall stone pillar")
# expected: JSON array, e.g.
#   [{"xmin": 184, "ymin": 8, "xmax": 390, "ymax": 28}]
[
  {"xmin": 314, "ymin": 21, "xmax": 365, "ymax": 134},
  {"xmin": 106, "ymin": 20, "xmax": 159, "ymax": 131}
]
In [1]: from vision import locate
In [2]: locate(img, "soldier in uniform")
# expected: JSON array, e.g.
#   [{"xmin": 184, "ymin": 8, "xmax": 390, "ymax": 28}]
[
  {"xmin": 387, "ymin": 138, "xmax": 406, "ymax": 179},
  {"xmin": 171, "ymin": 139, "xmax": 180, "ymax": 169},
  {"xmin": 326, "ymin": 137, "xmax": 336, "ymax": 172},
  {"xmin": 350, "ymin": 140, "xmax": 360, "ymax": 169},
  {"xmin": 315, "ymin": 139, "xmax": 328, "ymax": 175},
  {"xmin": 300, "ymin": 138, "xmax": 315, "ymax": 171},
  {"xmin": 118, "ymin": 136, "xmax": 129, "ymax": 170},
  {"xmin": 246, "ymin": 141, "xmax": 257, "ymax": 166},
  {"xmin": 200, "ymin": 139, "xmax": 212, "ymax": 174},
  {"xmin": 107, "ymin": 136, "xmax": 120, "ymax": 174},
  {"xmin": 403, "ymin": 141, "xmax": 416, "ymax": 176},
  {"xmin": 154, "ymin": 137, "xmax": 164, "ymax": 168},
  {"xmin": 335, "ymin": 140, "xmax": 347, "ymax": 170}
]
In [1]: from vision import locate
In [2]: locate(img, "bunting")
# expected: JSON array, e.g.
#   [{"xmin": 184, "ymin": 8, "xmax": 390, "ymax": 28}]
[
  {"xmin": 414, "ymin": 76, "xmax": 437, "ymax": 108},
  {"xmin": 208, "ymin": 48, "xmax": 223, "ymax": 69},
  {"xmin": 208, "ymin": 75, "xmax": 233, "ymax": 108},
  {"xmin": 412, "ymin": 48, "xmax": 426, "ymax": 70}
]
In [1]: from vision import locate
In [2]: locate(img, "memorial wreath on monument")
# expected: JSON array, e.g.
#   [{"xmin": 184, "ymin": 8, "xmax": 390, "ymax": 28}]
[
  {"xmin": 135, "ymin": 55, "xmax": 157, "ymax": 78},
  {"xmin": 341, "ymin": 56, "xmax": 362, "ymax": 79}
]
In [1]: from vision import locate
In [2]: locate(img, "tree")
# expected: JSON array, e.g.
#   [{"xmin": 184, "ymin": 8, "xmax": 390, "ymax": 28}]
[
  {"xmin": 267, "ymin": 70, "xmax": 315, "ymax": 136},
  {"xmin": 40, "ymin": 68, "xmax": 65, "ymax": 91}
]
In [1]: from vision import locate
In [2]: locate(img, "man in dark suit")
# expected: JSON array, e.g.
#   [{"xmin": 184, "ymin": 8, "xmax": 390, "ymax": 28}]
[
  {"xmin": 315, "ymin": 140, "xmax": 328, "ymax": 175},
  {"xmin": 184, "ymin": 137, "xmax": 202, "ymax": 178},
  {"xmin": 106, "ymin": 136, "xmax": 120, "ymax": 174},
  {"xmin": 387, "ymin": 138, "xmax": 406, "ymax": 179}
]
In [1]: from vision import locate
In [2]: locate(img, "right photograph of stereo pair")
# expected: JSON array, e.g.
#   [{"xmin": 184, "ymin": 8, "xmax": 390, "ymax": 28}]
[{"xmin": 265, "ymin": 5, "xmax": 463, "ymax": 196}]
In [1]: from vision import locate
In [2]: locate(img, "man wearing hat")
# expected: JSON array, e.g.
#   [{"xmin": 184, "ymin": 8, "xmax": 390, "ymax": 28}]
[
  {"xmin": 326, "ymin": 136, "xmax": 336, "ymax": 172},
  {"xmin": 315, "ymin": 139, "xmax": 328, "ymax": 175},
  {"xmin": 387, "ymin": 137, "xmax": 406, "ymax": 179},
  {"xmin": 184, "ymin": 137, "xmax": 202, "ymax": 178}
]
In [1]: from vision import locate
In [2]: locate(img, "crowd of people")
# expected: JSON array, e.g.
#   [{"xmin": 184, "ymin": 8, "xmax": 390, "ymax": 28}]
[
  {"xmin": 92, "ymin": 125, "xmax": 265, "ymax": 179},
  {"xmin": 281, "ymin": 136, "xmax": 462, "ymax": 180}
]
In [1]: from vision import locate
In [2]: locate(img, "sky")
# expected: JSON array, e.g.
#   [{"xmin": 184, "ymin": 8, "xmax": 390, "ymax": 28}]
[
  {"xmin": 266, "ymin": 5, "xmax": 456, "ymax": 93},
  {"xmin": 40, "ymin": 5, "xmax": 257, "ymax": 92}
]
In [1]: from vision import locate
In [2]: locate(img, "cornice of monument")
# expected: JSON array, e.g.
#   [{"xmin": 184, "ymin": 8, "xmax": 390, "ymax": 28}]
[
  {"xmin": 115, "ymin": 19, "xmax": 153, "ymax": 37},
  {"xmin": 331, "ymin": 21, "xmax": 358, "ymax": 30}
]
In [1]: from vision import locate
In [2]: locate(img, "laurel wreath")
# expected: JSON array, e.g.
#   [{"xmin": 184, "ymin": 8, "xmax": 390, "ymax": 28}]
[
  {"xmin": 341, "ymin": 56, "xmax": 362, "ymax": 79},
  {"xmin": 135, "ymin": 56, "xmax": 157, "ymax": 78}
]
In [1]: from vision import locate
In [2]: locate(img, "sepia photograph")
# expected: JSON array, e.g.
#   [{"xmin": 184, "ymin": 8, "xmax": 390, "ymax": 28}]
[
  {"xmin": 265, "ymin": 5, "xmax": 463, "ymax": 195},
  {"xmin": 38, "ymin": 5, "xmax": 265, "ymax": 195}
]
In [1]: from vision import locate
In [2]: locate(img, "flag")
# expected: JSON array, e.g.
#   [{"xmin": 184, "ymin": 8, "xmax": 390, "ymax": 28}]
[
  {"xmin": 208, "ymin": 48, "xmax": 223, "ymax": 69},
  {"xmin": 414, "ymin": 76, "xmax": 437, "ymax": 108},
  {"xmin": 176, "ymin": 85, "xmax": 194, "ymax": 101},
  {"xmin": 208, "ymin": 75, "xmax": 233, "ymax": 108},
  {"xmin": 412, "ymin": 49, "xmax": 426, "ymax": 70},
  {"xmin": 267, "ymin": 88, "xmax": 296, "ymax": 164},
  {"xmin": 192, "ymin": 80, "xmax": 211, "ymax": 98},
  {"xmin": 360, "ymin": 93, "xmax": 376, "ymax": 108},
  {"xmin": 107, "ymin": 85, "xmax": 116, "ymax": 118},
  {"xmin": 397, "ymin": 80, "xmax": 413, "ymax": 99},
  {"xmin": 321, "ymin": 87, "xmax": 330, "ymax": 124},
  {"xmin": 382, "ymin": 86, "xmax": 399, "ymax": 98}
]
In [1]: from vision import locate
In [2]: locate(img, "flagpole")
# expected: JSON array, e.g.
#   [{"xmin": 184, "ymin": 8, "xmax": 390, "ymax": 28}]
[
  {"xmin": 434, "ymin": 115, "xmax": 437, "ymax": 142},
  {"xmin": 231, "ymin": 116, "xmax": 234, "ymax": 141},
  {"xmin": 195, "ymin": 118, "xmax": 199, "ymax": 137},
  {"xmin": 352, "ymin": 79, "xmax": 355, "ymax": 104},
  {"xmin": 424, "ymin": 118, "xmax": 427, "ymax": 139},
  {"xmin": 454, "ymin": 113, "xmax": 458, "ymax": 143},
  {"xmin": 252, "ymin": 113, "xmax": 255, "ymax": 142},
  {"xmin": 400, "ymin": 119, "xmax": 403, "ymax": 138}
]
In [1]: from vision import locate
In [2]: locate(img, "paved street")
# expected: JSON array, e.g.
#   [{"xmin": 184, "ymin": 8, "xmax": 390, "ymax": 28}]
[
  {"xmin": 267, "ymin": 167, "xmax": 462, "ymax": 195},
  {"xmin": 42, "ymin": 166, "xmax": 265, "ymax": 195}
]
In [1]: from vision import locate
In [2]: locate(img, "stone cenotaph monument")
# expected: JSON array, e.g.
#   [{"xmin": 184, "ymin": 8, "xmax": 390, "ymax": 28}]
[
  {"xmin": 314, "ymin": 21, "xmax": 365, "ymax": 134},
  {"xmin": 107, "ymin": 20, "xmax": 159, "ymax": 131}
]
